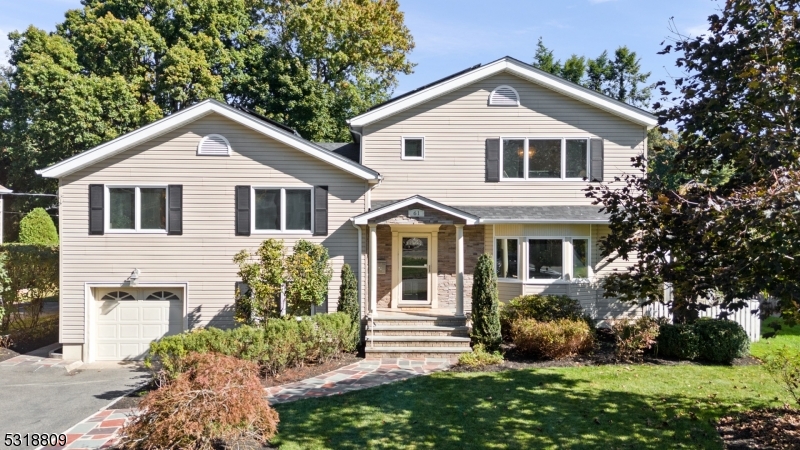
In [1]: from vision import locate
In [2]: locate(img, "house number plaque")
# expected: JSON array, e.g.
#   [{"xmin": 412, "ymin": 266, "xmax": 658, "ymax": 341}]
[{"xmin": 409, "ymin": 209, "xmax": 425, "ymax": 218}]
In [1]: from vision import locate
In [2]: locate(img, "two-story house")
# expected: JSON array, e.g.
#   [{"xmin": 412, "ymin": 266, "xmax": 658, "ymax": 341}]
[{"xmin": 37, "ymin": 57, "xmax": 657, "ymax": 362}]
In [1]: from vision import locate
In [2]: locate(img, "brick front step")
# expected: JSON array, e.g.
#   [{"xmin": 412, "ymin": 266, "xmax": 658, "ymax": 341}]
[
  {"xmin": 366, "ymin": 336, "xmax": 471, "ymax": 348},
  {"xmin": 370, "ymin": 318, "xmax": 468, "ymax": 327},
  {"xmin": 364, "ymin": 346, "xmax": 472, "ymax": 359},
  {"xmin": 368, "ymin": 325, "xmax": 470, "ymax": 337}
]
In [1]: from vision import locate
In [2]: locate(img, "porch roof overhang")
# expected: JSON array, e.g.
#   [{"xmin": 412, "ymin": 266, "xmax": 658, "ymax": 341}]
[
  {"xmin": 352, "ymin": 195, "xmax": 480, "ymax": 225},
  {"xmin": 357, "ymin": 199, "xmax": 609, "ymax": 225}
]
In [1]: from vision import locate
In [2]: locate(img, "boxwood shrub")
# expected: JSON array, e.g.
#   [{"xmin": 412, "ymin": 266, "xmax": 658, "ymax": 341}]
[
  {"xmin": 694, "ymin": 318, "xmax": 750, "ymax": 364},
  {"xmin": 499, "ymin": 294, "xmax": 590, "ymax": 340},
  {"xmin": 656, "ymin": 323, "xmax": 700, "ymax": 361},
  {"xmin": 147, "ymin": 312, "xmax": 358, "ymax": 377}
]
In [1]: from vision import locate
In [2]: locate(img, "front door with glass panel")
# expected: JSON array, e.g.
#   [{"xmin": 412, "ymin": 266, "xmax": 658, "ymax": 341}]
[{"xmin": 401, "ymin": 236, "xmax": 429, "ymax": 302}]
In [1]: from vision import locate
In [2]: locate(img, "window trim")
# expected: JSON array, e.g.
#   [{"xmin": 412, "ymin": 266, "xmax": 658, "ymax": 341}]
[
  {"xmin": 494, "ymin": 235, "xmax": 593, "ymax": 284},
  {"xmin": 250, "ymin": 186, "xmax": 314, "ymax": 235},
  {"xmin": 499, "ymin": 137, "xmax": 592, "ymax": 181},
  {"xmin": 401, "ymin": 136, "xmax": 425, "ymax": 160},
  {"xmin": 494, "ymin": 237, "xmax": 522, "ymax": 280},
  {"xmin": 197, "ymin": 134, "xmax": 232, "ymax": 156},
  {"xmin": 104, "ymin": 184, "xmax": 169, "ymax": 234}
]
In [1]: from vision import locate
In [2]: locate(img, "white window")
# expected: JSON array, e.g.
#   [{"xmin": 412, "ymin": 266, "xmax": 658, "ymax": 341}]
[
  {"xmin": 252, "ymin": 187, "xmax": 312, "ymax": 233},
  {"xmin": 489, "ymin": 85, "xmax": 520, "ymax": 106},
  {"xmin": 501, "ymin": 138, "xmax": 590, "ymax": 180},
  {"xmin": 197, "ymin": 134, "xmax": 231, "ymax": 156},
  {"xmin": 495, "ymin": 238, "xmax": 519, "ymax": 279},
  {"xmin": 525, "ymin": 237, "xmax": 592, "ymax": 283},
  {"xmin": 106, "ymin": 186, "xmax": 167, "ymax": 233},
  {"xmin": 401, "ymin": 137, "xmax": 425, "ymax": 160}
]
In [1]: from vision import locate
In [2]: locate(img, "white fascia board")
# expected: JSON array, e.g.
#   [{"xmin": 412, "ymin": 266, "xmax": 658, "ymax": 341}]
[
  {"xmin": 37, "ymin": 99, "xmax": 381, "ymax": 182},
  {"xmin": 353, "ymin": 196, "xmax": 478, "ymax": 225},
  {"xmin": 478, "ymin": 219, "xmax": 609, "ymax": 224},
  {"xmin": 0, "ymin": 187, "xmax": 12, "ymax": 194},
  {"xmin": 349, "ymin": 59, "xmax": 658, "ymax": 129}
]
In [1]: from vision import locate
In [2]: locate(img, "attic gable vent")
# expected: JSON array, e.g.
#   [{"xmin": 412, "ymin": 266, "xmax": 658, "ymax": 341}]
[
  {"xmin": 197, "ymin": 134, "xmax": 231, "ymax": 156},
  {"xmin": 489, "ymin": 85, "xmax": 520, "ymax": 106}
]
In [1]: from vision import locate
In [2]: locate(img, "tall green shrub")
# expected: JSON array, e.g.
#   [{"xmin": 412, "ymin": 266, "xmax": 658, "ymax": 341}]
[
  {"xmin": 337, "ymin": 263, "xmax": 360, "ymax": 345},
  {"xmin": 471, "ymin": 254, "xmax": 502, "ymax": 351},
  {"xmin": 0, "ymin": 252, "xmax": 9, "ymax": 328},
  {"xmin": 286, "ymin": 240, "xmax": 332, "ymax": 315},
  {"xmin": 18, "ymin": 208, "xmax": 58, "ymax": 246},
  {"xmin": 233, "ymin": 239, "xmax": 285, "ymax": 323},
  {"xmin": 0, "ymin": 244, "xmax": 59, "ymax": 333}
]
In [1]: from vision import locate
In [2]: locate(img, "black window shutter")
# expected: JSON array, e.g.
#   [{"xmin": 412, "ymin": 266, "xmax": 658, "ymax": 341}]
[
  {"xmin": 235, "ymin": 186, "xmax": 251, "ymax": 236},
  {"xmin": 590, "ymin": 138, "xmax": 604, "ymax": 182},
  {"xmin": 168, "ymin": 185, "xmax": 183, "ymax": 235},
  {"xmin": 485, "ymin": 138, "xmax": 500, "ymax": 182},
  {"xmin": 89, "ymin": 184, "xmax": 104, "ymax": 235},
  {"xmin": 314, "ymin": 185, "xmax": 329, "ymax": 236}
]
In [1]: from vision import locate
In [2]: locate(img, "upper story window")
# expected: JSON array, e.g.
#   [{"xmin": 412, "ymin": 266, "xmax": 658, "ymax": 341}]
[
  {"xmin": 501, "ymin": 138, "xmax": 589, "ymax": 180},
  {"xmin": 489, "ymin": 85, "xmax": 520, "ymax": 106},
  {"xmin": 253, "ymin": 187, "xmax": 312, "ymax": 233},
  {"xmin": 107, "ymin": 186, "xmax": 167, "ymax": 233},
  {"xmin": 402, "ymin": 137, "xmax": 425, "ymax": 160},
  {"xmin": 197, "ymin": 134, "xmax": 231, "ymax": 156}
]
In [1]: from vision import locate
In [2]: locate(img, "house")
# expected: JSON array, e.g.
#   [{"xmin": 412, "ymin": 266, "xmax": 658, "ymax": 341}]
[{"xmin": 37, "ymin": 57, "xmax": 657, "ymax": 362}]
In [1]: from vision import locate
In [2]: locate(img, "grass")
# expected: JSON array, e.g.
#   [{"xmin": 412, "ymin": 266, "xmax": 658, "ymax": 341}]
[
  {"xmin": 271, "ymin": 318, "xmax": 800, "ymax": 449},
  {"xmin": 750, "ymin": 317, "xmax": 800, "ymax": 359}
]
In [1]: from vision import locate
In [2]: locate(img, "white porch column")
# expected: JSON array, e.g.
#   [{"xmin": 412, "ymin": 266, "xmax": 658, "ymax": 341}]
[
  {"xmin": 455, "ymin": 224, "xmax": 465, "ymax": 317},
  {"xmin": 369, "ymin": 224, "xmax": 378, "ymax": 317}
]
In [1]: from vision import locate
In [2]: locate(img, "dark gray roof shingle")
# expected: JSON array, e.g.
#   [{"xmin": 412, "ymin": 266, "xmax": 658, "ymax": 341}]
[
  {"xmin": 370, "ymin": 200, "xmax": 606, "ymax": 222},
  {"xmin": 314, "ymin": 142, "xmax": 360, "ymax": 163}
]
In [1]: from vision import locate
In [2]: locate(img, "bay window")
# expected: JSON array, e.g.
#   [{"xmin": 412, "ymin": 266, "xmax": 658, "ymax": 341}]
[
  {"xmin": 495, "ymin": 236, "xmax": 592, "ymax": 283},
  {"xmin": 495, "ymin": 238, "xmax": 519, "ymax": 279},
  {"xmin": 501, "ymin": 138, "xmax": 590, "ymax": 180}
]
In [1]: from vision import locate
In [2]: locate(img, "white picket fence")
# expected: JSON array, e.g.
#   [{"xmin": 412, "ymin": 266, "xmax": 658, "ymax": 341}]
[{"xmin": 643, "ymin": 298, "xmax": 761, "ymax": 342}]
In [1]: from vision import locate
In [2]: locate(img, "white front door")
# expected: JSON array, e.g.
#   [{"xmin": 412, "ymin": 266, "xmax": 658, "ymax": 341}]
[
  {"xmin": 94, "ymin": 289, "xmax": 183, "ymax": 361},
  {"xmin": 400, "ymin": 236, "xmax": 430, "ymax": 302}
]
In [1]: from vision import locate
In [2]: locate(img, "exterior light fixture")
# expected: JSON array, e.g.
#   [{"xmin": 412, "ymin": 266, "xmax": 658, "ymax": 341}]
[{"xmin": 128, "ymin": 268, "xmax": 141, "ymax": 286}]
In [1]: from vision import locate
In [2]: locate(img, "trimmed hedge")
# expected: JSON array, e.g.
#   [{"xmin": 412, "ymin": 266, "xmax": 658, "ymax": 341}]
[
  {"xmin": 655, "ymin": 319, "xmax": 749, "ymax": 364},
  {"xmin": 500, "ymin": 294, "xmax": 590, "ymax": 339},
  {"xmin": 147, "ymin": 312, "xmax": 358, "ymax": 377},
  {"xmin": 695, "ymin": 318, "xmax": 750, "ymax": 364},
  {"xmin": 511, "ymin": 318, "xmax": 595, "ymax": 359},
  {"xmin": 18, "ymin": 208, "xmax": 58, "ymax": 246},
  {"xmin": 656, "ymin": 323, "xmax": 700, "ymax": 360}
]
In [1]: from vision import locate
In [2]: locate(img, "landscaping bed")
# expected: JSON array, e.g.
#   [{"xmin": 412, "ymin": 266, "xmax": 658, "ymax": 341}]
[{"xmin": 717, "ymin": 406, "xmax": 800, "ymax": 449}]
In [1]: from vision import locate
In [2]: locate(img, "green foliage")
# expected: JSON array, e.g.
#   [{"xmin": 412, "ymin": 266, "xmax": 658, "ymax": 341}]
[
  {"xmin": 470, "ymin": 254, "xmax": 502, "ymax": 351},
  {"xmin": 337, "ymin": 263, "xmax": 360, "ymax": 346},
  {"xmin": 147, "ymin": 312, "xmax": 358, "ymax": 378},
  {"xmin": 0, "ymin": 244, "xmax": 59, "ymax": 333},
  {"xmin": 656, "ymin": 323, "xmax": 700, "ymax": 361},
  {"xmin": 457, "ymin": 343, "xmax": 503, "ymax": 368},
  {"xmin": 587, "ymin": 1, "xmax": 800, "ymax": 324},
  {"xmin": 532, "ymin": 37, "xmax": 562, "ymax": 75},
  {"xmin": 764, "ymin": 346, "xmax": 800, "ymax": 406},
  {"xmin": 499, "ymin": 294, "xmax": 589, "ymax": 340},
  {"xmin": 611, "ymin": 316, "xmax": 662, "ymax": 362},
  {"xmin": 694, "ymin": 319, "xmax": 750, "ymax": 364},
  {"xmin": 0, "ymin": 252, "xmax": 9, "ymax": 327},
  {"xmin": 0, "ymin": 0, "xmax": 414, "ymax": 195},
  {"xmin": 233, "ymin": 239, "xmax": 285, "ymax": 323},
  {"xmin": 18, "ymin": 208, "xmax": 58, "ymax": 246},
  {"xmin": 285, "ymin": 240, "xmax": 332, "ymax": 315},
  {"xmin": 511, "ymin": 318, "xmax": 595, "ymax": 360}
]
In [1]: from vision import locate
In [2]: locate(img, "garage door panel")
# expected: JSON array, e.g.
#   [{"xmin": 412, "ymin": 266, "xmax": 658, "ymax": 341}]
[{"xmin": 94, "ymin": 288, "xmax": 183, "ymax": 361}]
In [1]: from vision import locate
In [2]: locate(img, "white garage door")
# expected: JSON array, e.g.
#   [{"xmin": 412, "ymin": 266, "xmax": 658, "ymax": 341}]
[{"xmin": 95, "ymin": 289, "xmax": 183, "ymax": 361}]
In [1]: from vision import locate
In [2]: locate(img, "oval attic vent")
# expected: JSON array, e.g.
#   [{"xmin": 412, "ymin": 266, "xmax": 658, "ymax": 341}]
[
  {"xmin": 197, "ymin": 134, "xmax": 231, "ymax": 156},
  {"xmin": 489, "ymin": 85, "xmax": 520, "ymax": 106}
]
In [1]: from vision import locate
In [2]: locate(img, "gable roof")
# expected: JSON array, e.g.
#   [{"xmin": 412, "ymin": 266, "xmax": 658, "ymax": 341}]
[
  {"xmin": 352, "ymin": 195, "xmax": 479, "ymax": 225},
  {"xmin": 36, "ymin": 99, "xmax": 382, "ymax": 182},
  {"xmin": 348, "ymin": 56, "xmax": 658, "ymax": 129}
]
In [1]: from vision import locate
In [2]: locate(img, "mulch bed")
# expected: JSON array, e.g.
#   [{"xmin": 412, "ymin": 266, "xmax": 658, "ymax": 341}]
[{"xmin": 717, "ymin": 406, "xmax": 800, "ymax": 449}]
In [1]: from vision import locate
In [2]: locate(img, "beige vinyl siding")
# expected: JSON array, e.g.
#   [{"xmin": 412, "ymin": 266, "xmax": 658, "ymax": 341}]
[
  {"xmin": 58, "ymin": 113, "xmax": 367, "ymax": 344},
  {"xmin": 362, "ymin": 72, "xmax": 646, "ymax": 205},
  {"xmin": 498, "ymin": 281, "xmax": 522, "ymax": 303},
  {"xmin": 592, "ymin": 224, "xmax": 640, "ymax": 320}
]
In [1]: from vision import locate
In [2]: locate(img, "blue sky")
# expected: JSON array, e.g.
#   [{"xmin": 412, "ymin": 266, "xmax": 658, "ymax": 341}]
[{"xmin": 0, "ymin": 0, "xmax": 721, "ymax": 100}]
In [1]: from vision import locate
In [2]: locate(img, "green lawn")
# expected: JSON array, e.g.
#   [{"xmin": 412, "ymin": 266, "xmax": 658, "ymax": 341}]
[
  {"xmin": 750, "ymin": 317, "xmax": 800, "ymax": 359},
  {"xmin": 272, "ymin": 320, "xmax": 796, "ymax": 449}
]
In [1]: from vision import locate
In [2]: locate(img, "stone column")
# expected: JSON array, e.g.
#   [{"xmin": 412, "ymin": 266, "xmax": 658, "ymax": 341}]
[
  {"xmin": 369, "ymin": 224, "xmax": 378, "ymax": 317},
  {"xmin": 455, "ymin": 224, "xmax": 465, "ymax": 317}
]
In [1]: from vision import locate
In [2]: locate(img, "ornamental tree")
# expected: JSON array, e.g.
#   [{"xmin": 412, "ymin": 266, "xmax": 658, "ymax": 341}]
[{"xmin": 586, "ymin": 0, "xmax": 800, "ymax": 330}]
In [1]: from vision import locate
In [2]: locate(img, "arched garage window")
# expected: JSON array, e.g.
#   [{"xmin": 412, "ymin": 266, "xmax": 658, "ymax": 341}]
[
  {"xmin": 101, "ymin": 291, "xmax": 135, "ymax": 301},
  {"xmin": 146, "ymin": 291, "xmax": 180, "ymax": 301}
]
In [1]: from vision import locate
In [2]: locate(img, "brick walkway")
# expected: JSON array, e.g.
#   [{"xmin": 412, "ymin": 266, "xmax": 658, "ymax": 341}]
[
  {"xmin": 264, "ymin": 357, "xmax": 457, "ymax": 404},
  {"xmin": 40, "ymin": 408, "xmax": 134, "ymax": 450}
]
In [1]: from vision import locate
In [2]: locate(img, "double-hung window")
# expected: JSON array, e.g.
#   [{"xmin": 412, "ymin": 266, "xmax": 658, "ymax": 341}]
[
  {"xmin": 106, "ymin": 186, "xmax": 167, "ymax": 233},
  {"xmin": 527, "ymin": 237, "xmax": 591, "ymax": 282},
  {"xmin": 502, "ymin": 138, "xmax": 589, "ymax": 180},
  {"xmin": 253, "ymin": 187, "xmax": 312, "ymax": 233}
]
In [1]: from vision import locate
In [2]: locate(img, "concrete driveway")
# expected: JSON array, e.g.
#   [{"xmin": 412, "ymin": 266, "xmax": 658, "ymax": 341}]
[{"xmin": 0, "ymin": 349, "xmax": 149, "ymax": 450}]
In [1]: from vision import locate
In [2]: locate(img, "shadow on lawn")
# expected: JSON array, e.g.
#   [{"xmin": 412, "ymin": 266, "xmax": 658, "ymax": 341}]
[{"xmin": 273, "ymin": 369, "xmax": 775, "ymax": 449}]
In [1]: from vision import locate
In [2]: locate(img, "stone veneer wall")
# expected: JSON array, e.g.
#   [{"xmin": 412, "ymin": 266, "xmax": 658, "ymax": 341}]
[
  {"xmin": 376, "ymin": 225, "xmax": 393, "ymax": 308},
  {"xmin": 437, "ymin": 225, "xmax": 485, "ymax": 311}
]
